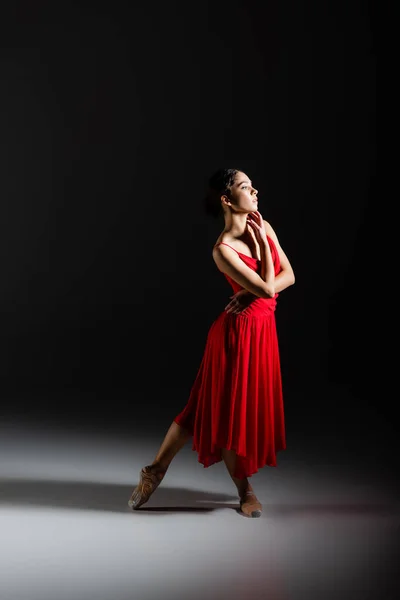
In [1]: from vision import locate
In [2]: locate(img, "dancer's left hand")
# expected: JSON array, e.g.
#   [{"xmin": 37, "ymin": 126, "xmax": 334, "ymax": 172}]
[{"xmin": 225, "ymin": 289, "xmax": 255, "ymax": 314}]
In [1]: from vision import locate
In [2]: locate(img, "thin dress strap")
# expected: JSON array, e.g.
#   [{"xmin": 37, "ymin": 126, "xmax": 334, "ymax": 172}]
[{"xmin": 214, "ymin": 242, "xmax": 241, "ymax": 256}]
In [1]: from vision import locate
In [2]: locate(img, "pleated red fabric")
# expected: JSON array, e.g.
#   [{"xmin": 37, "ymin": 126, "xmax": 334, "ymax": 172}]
[{"xmin": 174, "ymin": 235, "xmax": 286, "ymax": 478}]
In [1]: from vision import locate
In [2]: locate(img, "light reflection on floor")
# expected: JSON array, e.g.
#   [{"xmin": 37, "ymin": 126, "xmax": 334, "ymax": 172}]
[{"xmin": 0, "ymin": 416, "xmax": 398, "ymax": 600}]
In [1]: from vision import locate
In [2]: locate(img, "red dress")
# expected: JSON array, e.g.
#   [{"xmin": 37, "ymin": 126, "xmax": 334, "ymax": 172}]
[{"xmin": 174, "ymin": 235, "xmax": 286, "ymax": 478}]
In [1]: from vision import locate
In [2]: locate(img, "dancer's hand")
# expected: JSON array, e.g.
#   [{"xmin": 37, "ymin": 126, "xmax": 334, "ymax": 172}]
[
  {"xmin": 225, "ymin": 289, "xmax": 255, "ymax": 314},
  {"xmin": 246, "ymin": 211, "xmax": 267, "ymax": 244}
]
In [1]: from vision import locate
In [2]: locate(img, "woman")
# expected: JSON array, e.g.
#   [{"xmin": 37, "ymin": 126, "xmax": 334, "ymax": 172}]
[{"xmin": 128, "ymin": 168, "xmax": 295, "ymax": 518}]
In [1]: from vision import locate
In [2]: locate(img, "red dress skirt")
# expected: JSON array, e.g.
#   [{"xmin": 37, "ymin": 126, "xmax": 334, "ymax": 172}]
[{"xmin": 174, "ymin": 235, "xmax": 286, "ymax": 478}]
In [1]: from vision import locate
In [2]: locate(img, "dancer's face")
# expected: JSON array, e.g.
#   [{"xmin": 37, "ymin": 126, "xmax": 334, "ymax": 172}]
[{"xmin": 222, "ymin": 171, "xmax": 258, "ymax": 214}]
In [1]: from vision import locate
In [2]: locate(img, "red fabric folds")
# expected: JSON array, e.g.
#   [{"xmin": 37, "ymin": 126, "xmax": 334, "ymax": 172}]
[{"xmin": 174, "ymin": 235, "xmax": 286, "ymax": 478}]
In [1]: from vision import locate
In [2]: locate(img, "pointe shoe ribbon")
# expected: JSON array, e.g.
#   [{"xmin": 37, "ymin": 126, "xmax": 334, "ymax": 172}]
[
  {"xmin": 128, "ymin": 466, "xmax": 166, "ymax": 510},
  {"xmin": 239, "ymin": 490, "xmax": 262, "ymax": 518}
]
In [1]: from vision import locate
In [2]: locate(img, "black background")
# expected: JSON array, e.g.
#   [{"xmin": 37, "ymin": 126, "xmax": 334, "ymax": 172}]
[{"xmin": 0, "ymin": 1, "xmax": 382, "ymax": 450}]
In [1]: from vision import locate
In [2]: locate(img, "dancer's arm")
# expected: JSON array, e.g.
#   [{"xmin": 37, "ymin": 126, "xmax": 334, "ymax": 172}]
[
  {"xmin": 213, "ymin": 243, "xmax": 275, "ymax": 299},
  {"xmin": 215, "ymin": 216, "xmax": 295, "ymax": 303},
  {"xmin": 264, "ymin": 220, "xmax": 295, "ymax": 293}
]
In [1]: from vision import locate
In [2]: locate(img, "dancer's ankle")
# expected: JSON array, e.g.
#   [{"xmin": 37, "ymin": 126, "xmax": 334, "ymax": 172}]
[
  {"xmin": 149, "ymin": 460, "xmax": 168, "ymax": 473},
  {"xmin": 235, "ymin": 478, "xmax": 252, "ymax": 497}
]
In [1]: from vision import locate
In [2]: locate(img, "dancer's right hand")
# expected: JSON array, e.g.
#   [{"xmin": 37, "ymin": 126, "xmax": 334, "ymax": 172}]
[
  {"xmin": 246, "ymin": 211, "xmax": 267, "ymax": 244},
  {"xmin": 225, "ymin": 289, "xmax": 255, "ymax": 314}
]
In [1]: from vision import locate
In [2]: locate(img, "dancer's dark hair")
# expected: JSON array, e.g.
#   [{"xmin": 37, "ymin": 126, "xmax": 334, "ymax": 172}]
[{"xmin": 204, "ymin": 168, "xmax": 240, "ymax": 218}]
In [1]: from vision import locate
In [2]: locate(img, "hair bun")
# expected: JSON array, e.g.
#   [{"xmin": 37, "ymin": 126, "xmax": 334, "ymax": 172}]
[{"xmin": 203, "ymin": 167, "xmax": 240, "ymax": 219}]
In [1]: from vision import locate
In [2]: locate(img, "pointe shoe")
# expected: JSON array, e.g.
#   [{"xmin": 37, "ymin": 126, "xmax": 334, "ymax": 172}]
[
  {"xmin": 239, "ymin": 490, "xmax": 262, "ymax": 518},
  {"xmin": 128, "ymin": 465, "xmax": 166, "ymax": 510}
]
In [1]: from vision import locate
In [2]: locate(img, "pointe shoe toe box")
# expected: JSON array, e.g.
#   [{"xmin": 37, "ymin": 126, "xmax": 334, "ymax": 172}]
[
  {"xmin": 239, "ymin": 491, "xmax": 262, "ymax": 518},
  {"xmin": 128, "ymin": 466, "xmax": 165, "ymax": 510}
]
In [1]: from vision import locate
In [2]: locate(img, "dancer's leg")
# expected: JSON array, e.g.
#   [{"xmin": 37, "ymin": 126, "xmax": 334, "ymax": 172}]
[
  {"xmin": 221, "ymin": 448, "xmax": 252, "ymax": 496},
  {"xmin": 128, "ymin": 420, "xmax": 190, "ymax": 509},
  {"xmin": 151, "ymin": 420, "xmax": 191, "ymax": 471},
  {"xmin": 221, "ymin": 448, "xmax": 262, "ymax": 518}
]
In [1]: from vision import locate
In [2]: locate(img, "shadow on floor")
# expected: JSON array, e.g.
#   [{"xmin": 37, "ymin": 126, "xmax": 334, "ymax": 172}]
[
  {"xmin": 0, "ymin": 477, "xmax": 239, "ymax": 514},
  {"xmin": 1, "ymin": 478, "xmax": 399, "ymax": 518}
]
